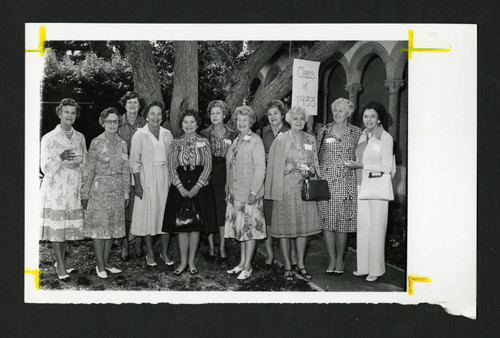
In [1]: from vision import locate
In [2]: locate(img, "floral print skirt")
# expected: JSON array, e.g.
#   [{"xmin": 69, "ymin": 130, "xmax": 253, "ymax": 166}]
[{"xmin": 224, "ymin": 192, "xmax": 266, "ymax": 241}]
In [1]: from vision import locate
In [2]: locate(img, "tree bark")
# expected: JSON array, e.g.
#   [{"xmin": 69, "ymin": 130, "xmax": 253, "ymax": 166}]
[
  {"xmin": 169, "ymin": 41, "xmax": 199, "ymax": 137},
  {"xmin": 250, "ymin": 41, "xmax": 357, "ymax": 120},
  {"xmin": 124, "ymin": 41, "xmax": 164, "ymax": 106},
  {"xmin": 225, "ymin": 41, "xmax": 283, "ymax": 115}
]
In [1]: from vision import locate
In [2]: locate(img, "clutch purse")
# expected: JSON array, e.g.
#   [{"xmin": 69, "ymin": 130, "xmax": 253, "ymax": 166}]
[
  {"xmin": 175, "ymin": 198, "xmax": 204, "ymax": 230},
  {"xmin": 301, "ymin": 176, "xmax": 331, "ymax": 201},
  {"xmin": 358, "ymin": 171, "xmax": 394, "ymax": 201}
]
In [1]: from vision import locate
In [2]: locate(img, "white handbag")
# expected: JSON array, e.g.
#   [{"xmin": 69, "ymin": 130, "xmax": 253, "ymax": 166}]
[{"xmin": 359, "ymin": 171, "xmax": 394, "ymax": 201}]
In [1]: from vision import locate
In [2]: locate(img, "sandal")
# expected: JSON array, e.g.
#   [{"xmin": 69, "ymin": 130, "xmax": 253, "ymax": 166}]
[
  {"xmin": 284, "ymin": 269, "xmax": 294, "ymax": 281},
  {"xmin": 297, "ymin": 267, "xmax": 312, "ymax": 280}
]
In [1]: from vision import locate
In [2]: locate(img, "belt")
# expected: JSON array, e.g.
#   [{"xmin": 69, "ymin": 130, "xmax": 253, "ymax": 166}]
[{"xmin": 212, "ymin": 156, "xmax": 225, "ymax": 162}]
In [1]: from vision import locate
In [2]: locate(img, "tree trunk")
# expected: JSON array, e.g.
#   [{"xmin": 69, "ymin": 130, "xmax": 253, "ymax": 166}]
[
  {"xmin": 250, "ymin": 41, "xmax": 356, "ymax": 120},
  {"xmin": 169, "ymin": 41, "xmax": 198, "ymax": 137},
  {"xmin": 225, "ymin": 41, "xmax": 283, "ymax": 115},
  {"xmin": 124, "ymin": 41, "xmax": 164, "ymax": 106}
]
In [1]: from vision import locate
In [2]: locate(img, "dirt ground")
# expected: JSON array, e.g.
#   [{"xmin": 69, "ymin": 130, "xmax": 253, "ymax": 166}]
[{"xmin": 38, "ymin": 236, "xmax": 314, "ymax": 292}]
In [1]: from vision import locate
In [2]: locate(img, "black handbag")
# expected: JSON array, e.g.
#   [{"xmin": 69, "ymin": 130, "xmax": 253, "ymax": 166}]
[
  {"xmin": 301, "ymin": 175, "xmax": 331, "ymax": 201},
  {"xmin": 175, "ymin": 198, "xmax": 204, "ymax": 230}
]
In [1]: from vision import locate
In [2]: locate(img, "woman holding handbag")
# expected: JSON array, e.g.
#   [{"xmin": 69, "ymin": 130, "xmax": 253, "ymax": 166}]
[
  {"xmin": 346, "ymin": 101, "xmax": 395, "ymax": 282},
  {"xmin": 162, "ymin": 110, "xmax": 217, "ymax": 275},
  {"xmin": 265, "ymin": 106, "xmax": 321, "ymax": 281}
]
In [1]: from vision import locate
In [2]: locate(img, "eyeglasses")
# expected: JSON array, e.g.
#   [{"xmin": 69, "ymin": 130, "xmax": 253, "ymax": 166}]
[{"xmin": 104, "ymin": 120, "xmax": 119, "ymax": 125}]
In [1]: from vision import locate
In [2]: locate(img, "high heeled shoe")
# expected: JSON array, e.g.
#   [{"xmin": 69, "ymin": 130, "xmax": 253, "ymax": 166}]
[
  {"xmin": 95, "ymin": 266, "xmax": 108, "ymax": 279},
  {"xmin": 333, "ymin": 263, "xmax": 345, "ymax": 275},
  {"xmin": 105, "ymin": 267, "xmax": 122, "ymax": 274},
  {"xmin": 160, "ymin": 255, "xmax": 174, "ymax": 266},
  {"xmin": 296, "ymin": 267, "xmax": 312, "ymax": 280},
  {"xmin": 237, "ymin": 269, "xmax": 252, "ymax": 280},
  {"xmin": 366, "ymin": 275, "xmax": 378, "ymax": 282},
  {"xmin": 54, "ymin": 262, "xmax": 74, "ymax": 274},
  {"xmin": 173, "ymin": 266, "xmax": 187, "ymax": 276},
  {"xmin": 145, "ymin": 254, "xmax": 157, "ymax": 267},
  {"xmin": 226, "ymin": 266, "xmax": 244, "ymax": 275}
]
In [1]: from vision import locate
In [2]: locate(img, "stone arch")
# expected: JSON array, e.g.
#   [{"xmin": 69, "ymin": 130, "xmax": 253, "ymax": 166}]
[
  {"xmin": 389, "ymin": 41, "xmax": 408, "ymax": 80},
  {"xmin": 320, "ymin": 51, "xmax": 349, "ymax": 90},
  {"xmin": 349, "ymin": 42, "xmax": 391, "ymax": 85}
]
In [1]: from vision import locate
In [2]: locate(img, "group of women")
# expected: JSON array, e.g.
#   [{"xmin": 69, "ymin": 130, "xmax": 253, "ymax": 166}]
[{"xmin": 40, "ymin": 92, "xmax": 395, "ymax": 283}]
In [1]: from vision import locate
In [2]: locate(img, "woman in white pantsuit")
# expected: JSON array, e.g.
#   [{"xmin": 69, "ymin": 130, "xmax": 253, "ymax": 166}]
[{"xmin": 346, "ymin": 101, "xmax": 395, "ymax": 282}]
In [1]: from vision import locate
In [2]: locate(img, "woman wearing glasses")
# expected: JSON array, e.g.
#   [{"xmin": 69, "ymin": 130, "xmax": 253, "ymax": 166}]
[{"xmin": 81, "ymin": 107, "xmax": 130, "ymax": 278}]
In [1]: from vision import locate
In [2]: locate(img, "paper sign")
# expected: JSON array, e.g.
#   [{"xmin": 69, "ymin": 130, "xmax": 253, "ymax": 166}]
[{"xmin": 292, "ymin": 59, "xmax": 321, "ymax": 116}]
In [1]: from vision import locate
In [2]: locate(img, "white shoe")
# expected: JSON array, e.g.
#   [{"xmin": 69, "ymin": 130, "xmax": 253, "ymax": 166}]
[
  {"xmin": 353, "ymin": 271, "xmax": 367, "ymax": 277},
  {"xmin": 366, "ymin": 275, "xmax": 378, "ymax": 282},
  {"xmin": 105, "ymin": 267, "xmax": 122, "ymax": 274},
  {"xmin": 227, "ymin": 266, "xmax": 244, "ymax": 275},
  {"xmin": 96, "ymin": 266, "xmax": 108, "ymax": 279},
  {"xmin": 237, "ymin": 269, "xmax": 253, "ymax": 280}
]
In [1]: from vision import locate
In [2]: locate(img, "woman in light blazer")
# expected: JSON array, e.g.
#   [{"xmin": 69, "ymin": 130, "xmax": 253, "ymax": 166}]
[
  {"xmin": 224, "ymin": 106, "xmax": 266, "ymax": 280},
  {"xmin": 346, "ymin": 101, "xmax": 396, "ymax": 282}
]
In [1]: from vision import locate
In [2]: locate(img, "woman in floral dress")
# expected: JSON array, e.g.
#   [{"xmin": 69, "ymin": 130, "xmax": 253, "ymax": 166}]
[
  {"xmin": 81, "ymin": 108, "xmax": 130, "ymax": 279},
  {"xmin": 40, "ymin": 98, "xmax": 87, "ymax": 280},
  {"xmin": 224, "ymin": 106, "xmax": 266, "ymax": 280}
]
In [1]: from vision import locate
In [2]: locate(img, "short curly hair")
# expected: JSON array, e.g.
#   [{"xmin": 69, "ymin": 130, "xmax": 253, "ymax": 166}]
[
  {"xmin": 331, "ymin": 97, "xmax": 355, "ymax": 115},
  {"xmin": 206, "ymin": 100, "xmax": 229, "ymax": 118},
  {"xmin": 232, "ymin": 106, "xmax": 257, "ymax": 125},
  {"xmin": 266, "ymin": 99, "xmax": 287, "ymax": 115},
  {"xmin": 285, "ymin": 106, "xmax": 310, "ymax": 123},
  {"xmin": 141, "ymin": 101, "xmax": 168, "ymax": 123},
  {"xmin": 360, "ymin": 101, "xmax": 391, "ymax": 130},
  {"xmin": 179, "ymin": 109, "xmax": 201, "ymax": 132},
  {"xmin": 99, "ymin": 107, "xmax": 120, "ymax": 127},
  {"xmin": 119, "ymin": 91, "xmax": 143, "ymax": 109},
  {"xmin": 56, "ymin": 98, "xmax": 81, "ymax": 118}
]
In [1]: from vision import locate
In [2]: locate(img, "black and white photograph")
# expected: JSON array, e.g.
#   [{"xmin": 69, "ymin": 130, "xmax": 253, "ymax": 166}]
[{"xmin": 25, "ymin": 24, "xmax": 475, "ymax": 313}]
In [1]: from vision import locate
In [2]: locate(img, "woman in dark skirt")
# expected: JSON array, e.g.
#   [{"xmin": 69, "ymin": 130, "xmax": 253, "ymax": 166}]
[
  {"xmin": 200, "ymin": 100, "xmax": 237, "ymax": 259},
  {"xmin": 162, "ymin": 110, "xmax": 217, "ymax": 275}
]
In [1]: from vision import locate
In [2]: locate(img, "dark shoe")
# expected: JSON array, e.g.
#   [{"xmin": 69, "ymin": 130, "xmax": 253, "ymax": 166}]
[
  {"xmin": 264, "ymin": 258, "xmax": 274, "ymax": 269},
  {"xmin": 284, "ymin": 269, "xmax": 294, "ymax": 281},
  {"xmin": 296, "ymin": 267, "xmax": 312, "ymax": 280},
  {"xmin": 173, "ymin": 266, "xmax": 187, "ymax": 276}
]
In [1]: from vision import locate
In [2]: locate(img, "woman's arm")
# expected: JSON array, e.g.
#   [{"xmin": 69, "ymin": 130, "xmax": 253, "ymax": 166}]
[
  {"xmin": 168, "ymin": 143, "xmax": 182, "ymax": 189},
  {"xmin": 195, "ymin": 138, "xmax": 212, "ymax": 189},
  {"xmin": 129, "ymin": 132, "xmax": 143, "ymax": 175},
  {"xmin": 81, "ymin": 139, "xmax": 98, "ymax": 203},
  {"xmin": 40, "ymin": 135, "xmax": 64, "ymax": 177},
  {"xmin": 120, "ymin": 142, "xmax": 130, "ymax": 200},
  {"xmin": 250, "ymin": 136, "xmax": 266, "ymax": 195},
  {"xmin": 310, "ymin": 137, "xmax": 321, "ymax": 177}
]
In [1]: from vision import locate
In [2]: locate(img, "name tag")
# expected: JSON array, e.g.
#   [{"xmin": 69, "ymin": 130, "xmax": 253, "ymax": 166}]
[
  {"xmin": 196, "ymin": 141, "xmax": 206, "ymax": 148},
  {"xmin": 325, "ymin": 137, "xmax": 335, "ymax": 143},
  {"xmin": 243, "ymin": 135, "xmax": 252, "ymax": 141},
  {"xmin": 304, "ymin": 144, "xmax": 312, "ymax": 151},
  {"xmin": 224, "ymin": 139, "xmax": 232, "ymax": 145}
]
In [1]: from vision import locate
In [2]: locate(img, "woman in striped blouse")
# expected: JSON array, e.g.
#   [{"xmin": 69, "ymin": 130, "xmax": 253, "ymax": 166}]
[{"xmin": 162, "ymin": 110, "xmax": 218, "ymax": 275}]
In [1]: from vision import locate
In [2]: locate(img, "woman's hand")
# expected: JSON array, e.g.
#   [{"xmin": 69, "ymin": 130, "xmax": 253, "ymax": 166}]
[
  {"xmin": 81, "ymin": 199, "xmax": 88, "ymax": 210},
  {"xmin": 134, "ymin": 184, "xmax": 144, "ymax": 199},
  {"xmin": 345, "ymin": 160, "xmax": 363, "ymax": 169},
  {"xmin": 247, "ymin": 193, "xmax": 256, "ymax": 205},
  {"xmin": 124, "ymin": 199, "xmax": 130, "ymax": 208},
  {"xmin": 178, "ymin": 186, "xmax": 190, "ymax": 198},
  {"xmin": 60, "ymin": 149, "xmax": 76, "ymax": 161},
  {"xmin": 188, "ymin": 185, "xmax": 201, "ymax": 198}
]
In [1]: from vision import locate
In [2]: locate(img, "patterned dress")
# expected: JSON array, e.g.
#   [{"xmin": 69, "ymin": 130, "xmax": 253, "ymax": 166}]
[
  {"xmin": 81, "ymin": 133, "xmax": 130, "ymax": 239},
  {"xmin": 40, "ymin": 125, "xmax": 87, "ymax": 241},
  {"xmin": 162, "ymin": 134, "xmax": 218, "ymax": 234},
  {"xmin": 224, "ymin": 132, "xmax": 267, "ymax": 241},
  {"xmin": 317, "ymin": 123, "xmax": 362, "ymax": 232},
  {"xmin": 267, "ymin": 131, "xmax": 321, "ymax": 238}
]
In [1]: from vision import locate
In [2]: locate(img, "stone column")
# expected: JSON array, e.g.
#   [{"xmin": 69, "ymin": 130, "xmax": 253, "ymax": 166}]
[
  {"xmin": 322, "ymin": 87, "xmax": 329, "ymax": 125},
  {"xmin": 384, "ymin": 79, "xmax": 405, "ymax": 139},
  {"xmin": 345, "ymin": 83, "xmax": 363, "ymax": 122}
]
